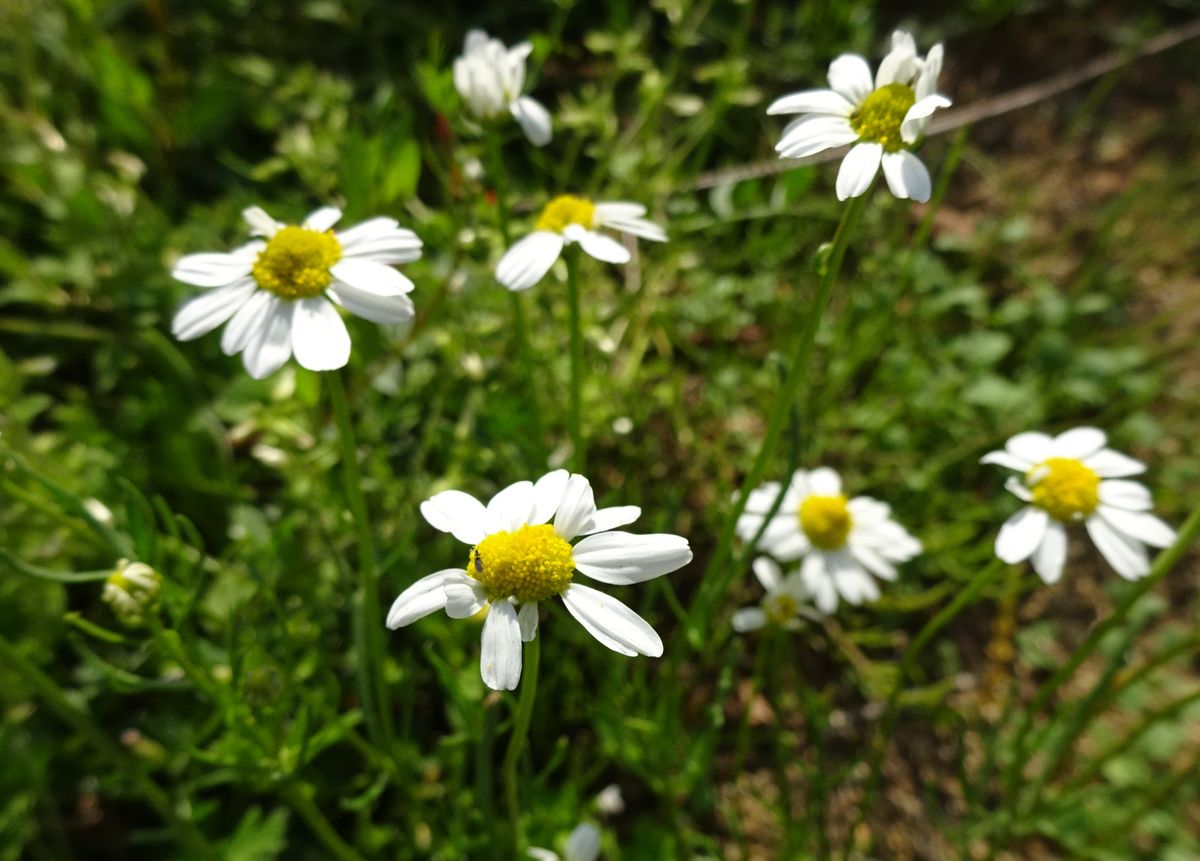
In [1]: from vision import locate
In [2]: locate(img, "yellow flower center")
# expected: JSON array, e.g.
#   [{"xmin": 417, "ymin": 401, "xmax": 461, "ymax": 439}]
[
  {"xmin": 798, "ymin": 495, "xmax": 853, "ymax": 550},
  {"xmin": 764, "ymin": 592, "xmax": 800, "ymax": 626},
  {"xmin": 1028, "ymin": 457, "xmax": 1100, "ymax": 522},
  {"xmin": 535, "ymin": 195, "xmax": 596, "ymax": 233},
  {"xmin": 467, "ymin": 524, "xmax": 575, "ymax": 602},
  {"xmin": 850, "ymin": 83, "xmax": 916, "ymax": 152},
  {"xmin": 251, "ymin": 226, "xmax": 342, "ymax": 299}
]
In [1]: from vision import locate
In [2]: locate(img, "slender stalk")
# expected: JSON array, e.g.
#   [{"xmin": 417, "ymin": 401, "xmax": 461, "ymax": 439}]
[
  {"xmin": 565, "ymin": 248, "xmax": 586, "ymax": 472},
  {"xmin": 687, "ymin": 194, "xmax": 868, "ymax": 647},
  {"xmin": 502, "ymin": 636, "xmax": 541, "ymax": 855},
  {"xmin": 279, "ymin": 783, "xmax": 367, "ymax": 861},
  {"xmin": 327, "ymin": 371, "xmax": 392, "ymax": 751},
  {"xmin": 0, "ymin": 634, "xmax": 215, "ymax": 858}
]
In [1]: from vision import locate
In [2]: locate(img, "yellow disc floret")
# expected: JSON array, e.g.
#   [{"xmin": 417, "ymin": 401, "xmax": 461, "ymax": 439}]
[
  {"xmin": 764, "ymin": 592, "xmax": 800, "ymax": 626},
  {"xmin": 535, "ymin": 195, "xmax": 596, "ymax": 233},
  {"xmin": 1028, "ymin": 457, "xmax": 1100, "ymax": 522},
  {"xmin": 251, "ymin": 226, "xmax": 342, "ymax": 299},
  {"xmin": 798, "ymin": 495, "xmax": 853, "ymax": 550},
  {"xmin": 850, "ymin": 83, "xmax": 917, "ymax": 152},
  {"xmin": 468, "ymin": 524, "xmax": 575, "ymax": 602}
]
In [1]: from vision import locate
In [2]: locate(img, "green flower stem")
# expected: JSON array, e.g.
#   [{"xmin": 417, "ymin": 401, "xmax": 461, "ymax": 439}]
[
  {"xmin": 0, "ymin": 633, "xmax": 215, "ymax": 858},
  {"xmin": 279, "ymin": 783, "xmax": 368, "ymax": 861},
  {"xmin": 565, "ymin": 248, "xmax": 585, "ymax": 472},
  {"xmin": 686, "ymin": 193, "xmax": 867, "ymax": 647},
  {"xmin": 502, "ymin": 635, "xmax": 541, "ymax": 855},
  {"xmin": 327, "ymin": 371, "xmax": 392, "ymax": 752}
]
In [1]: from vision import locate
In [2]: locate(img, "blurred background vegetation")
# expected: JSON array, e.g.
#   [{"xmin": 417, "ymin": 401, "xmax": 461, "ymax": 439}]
[{"xmin": 2, "ymin": 0, "xmax": 1199, "ymax": 858}]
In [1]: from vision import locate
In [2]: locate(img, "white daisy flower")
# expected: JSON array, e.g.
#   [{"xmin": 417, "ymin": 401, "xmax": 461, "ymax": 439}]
[
  {"xmin": 495, "ymin": 196, "xmax": 667, "ymax": 291},
  {"xmin": 454, "ymin": 29, "xmax": 552, "ymax": 147},
  {"xmin": 981, "ymin": 427, "xmax": 1177, "ymax": 583},
  {"xmin": 386, "ymin": 470, "xmax": 692, "ymax": 691},
  {"xmin": 102, "ymin": 559, "xmax": 161, "ymax": 626},
  {"xmin": 527, "ymin": 823, "xmax": 601, "ymax": 861},
  {"xmin": 768, "ymin": 30, "xmax": 951, "ymax": 202},
  {"xmin": 731, "ymin": 557, "xmax": 818, "ymax": 633},
  {"xmin": 170, "ymin": 206, "xmax": 422, "ymax": 380},
  {"xmin": 735, "ymin": 467, "xmax": 922, "ymax": 614}
]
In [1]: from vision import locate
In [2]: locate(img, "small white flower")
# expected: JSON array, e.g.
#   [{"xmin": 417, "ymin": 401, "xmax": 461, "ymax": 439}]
[
  {"xmin": 982, "ymin": 427, "xmax": 1176, "ymax": 583},
  {"xmin": 593, "ymin": 784, "xmax": 624, "ymax": 815},
  {"xmin": 454, "ymin": 29, "xmax": 552, "ymax": 146},
  {"xmin": 768, "ymin": 30, "xmax": 950, "ymax": 202},
  {"xmin": 170, "ymin": 206, "xmax": 422, "ymax": 379},
  {"xmin": 732, "ymin": 557, "xmax": 818, "ymax": 633},
  {"xmin": 495, "ymin": 196, "xmax": 666, "ymax": 292},
  {"xmin": 387, "ymin": 470, "xmax": 692, "ymax": 691},
  {"xmin": 736, "ymin": 468, "xmax": 921, "ymax": 613},
  {"xmin": 528, "ymin": 823, "xmax": 602, "ymax": 861},
  {"xmin": 102, "ymin": 559, "xmax": 161, "ymax": 626}
]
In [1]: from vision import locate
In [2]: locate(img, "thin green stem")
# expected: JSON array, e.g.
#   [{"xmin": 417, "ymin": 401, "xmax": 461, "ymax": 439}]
[
  {"xmin": 327, "ymin": 371, "xmax": 392, "ymax": 751},
  {"xmin": 502, "ymin": 635, "xmax": 541, "ymax": 855},
  {"xmin": 687, "ymin": 194, "xmax": 868, "ymax": 647},
  {"xmin": 0, "ymin": 633, "xmax": 215, "ymax": 858},
  {"xmin": 565, "ymin": 248, "xmax": 585, "ymax": 472},
  {"xmin": 279, "ymin": 783, "xmax": 367, "ymax": 861}
]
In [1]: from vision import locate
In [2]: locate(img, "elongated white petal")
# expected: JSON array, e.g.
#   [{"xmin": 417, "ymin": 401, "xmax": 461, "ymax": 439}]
[
  {"xmin": 1031, "ymin": 521, "xmax": 1067, "ymax": 584},
  {"xmin": 420, "ymin": 490, "xmax": 489, "ymax": 544},
  {"xmin": 1051, "ymin": 427, "xmax": 1107, "ymax": 459},
  {"xmin": 243, "ymin": 206, "xmax": 281, "ymax": 237},
  {"xmin": 836, "ymin": 143, "xmax": 882, "ymax": 201},
  {"xmin": 487, "ymin": 480, "xmax": 536, "ymax": 532},
  {"xmin": 531, "ymin": 469, "xmax": 570, "ymax": 524},
  {"xmin": 1086, "ymin": 516, "xmax": 1149, "ymax": 580},
  {"xmin": 916, "ymin": 44, "xmax": 944, "ymax": 99},
  {"xmin": 496, "ymin": 231, "xmax": 564, "ymax": 291},
  {"xmin": 732, "ymin": 607, "xmax": 767, "ymax": 632},
  {"xmin": 291, "ymin": 296, "xmax": 351, "ymax": 372},
  {"xmin": 554, "ymin": 474, "xmax": 597, "ymax": 540},
  {"xmin": 1005, "ymin": 476, "xmax": 1034, "ymax": 502},
  {"xmin": 595, "ymin": 215, "xmax": 668, "ymax": 243},
  {"xmin": 848, "ymin": 543, "xmax": 897, "ymax": 581},
  {"xmin": 875, "ymin": 32, "xmax": 917, "ymax": 87},
  {"xmin": 444, "ymin": 572, "xmax": 489, "ymax": 619},
  {"xmin": 221, "ymin": 289, "xmax": 274, "ymax": 356},
  {"xmin": 881, "ymin": 151, "xmax": 931, "ymax": 202},
  {"xmin": 752, "ymin": 556, "xmax": 783, "ymax": 593},
  {"xmin": 828, "ymin": 553, "xmax": 878, "ymax": 605},
  {"xmin": 330, "ymin": 259, "xmax": 414, "ymax": 296},
  {"xmin": 565, "ymin": 226, "xmax": 631, "ymax": 264},
  {"xmin": 593, "ymin": 201, "xmax": 646, "ymax": 220},
  {"xmin": 1098, "ymin": 480, "xmax": 1153, "ymax": 512},
  {"xmin": 1006, "ymin": 432, "xmax": 1054, "ymax": 464},
  {"xmin": 775, "ymin": 115, "xmax": 858, "ymax": 159},
  {"xmin": 171, "ymin": 279, "xmax": 256, "ymax": 341},
  {"xmin": 480, "ymin": 600, "xmax": 523, "ymax": 690},
  {"xmin": 801, "ymin": 554, "xmax": 837, "ymax": 614},
  {"xmin": 560, "ymin": 584, "xmax": 663, "ymax": 657},
  {"xmin": 827, "ymin": 54, "xmax": 873, "ymax": 103},
  {"xmin": 578, "ymin": 506, "xmax": 641, "ymax": 535},
  {"xmin": 807, "ymin": 467, "xmax": 842, "ymax": 496},
  {"xmin": 847, "ymin": 496, "xmax": 892, "ymax": 525},
  {"xmin": 1097, "ymin": 506, "xmax": 1176, "ymax": 548},
  {"xmin": 242, "ymin": 296, "xmax": 294, "ymax": 379},
  {"xmin": 762, "ymin": 530, "xmax": 810, "ymax": 562},
  {"xmin": 900, "ymin": 94, "xmax": 951, "ymax": 143},
  {"xmin": 386, "ymin": 569, "xmax": 455, "ymax": 628},
  {"xmin": 171, "ymin": 252, "xmax": 256, "ymax": 288},
  {"xmin": 767, "ymin": 88, "xmax": 855, "ymax": 117},
  {"xmin": 510, "ymin": 96, "xmax": 552, "ymax": 146},
  {"xmin": 303, "ymin": 207, "xmax": 342, "ymax": 233},
  {"xmin": 572, "ymin": 532, "xmax": 692, "ymax": 584},
  {"xmin": 527, "ymin": 850, "xmax": 559, "ymax": 861},
  {"xmin": 337, "ymin": 219, "xmax": 423, "ymax": 264},
  {"xmin": 1083, "ymin": 448, "xmax": 1146, "ymax": 478},
  {"xmin": 980, "ymin": 449, "xmax": 1033, "ymax": 471},
  {"xmin": 564, "ymin": 823, "xmax": 601, "ymax": 861},
  {"xmin": 517, "ymin": 602, "xmax": 539, "ymax": 642},
  {"xmin": 327, "ymin": 283, "xmax": 415, "ymax": 324},
  {"xmin": 995, "ymin": 506, "xmax": 1048, "ymax": 564}
]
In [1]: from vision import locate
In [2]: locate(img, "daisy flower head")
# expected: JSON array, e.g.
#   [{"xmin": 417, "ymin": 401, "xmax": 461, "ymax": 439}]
[
  {"xmin": 982, "ymin": 427, "xmax": 1176, "ymax": 583},
  {"xmin": 732, "ymin": 557, "xmax": 817, "ymax": 633},
  {"xmin": 170, "ymin": 206, "xmax": 422, "ymax": 379},
  {"xmin": 386, "ymin": 470, "xmax": 692, "ymax": 691},
  {"xmin": 102, "ymin": 559, "xmax": 161, "ymax": 626},
  {"xmin": 528, "ymin": 823, "xmax": 601, "ymax": 861},
  {"xmin": 454, "ymin": 29, "xmax": 552, "ymax": 147},
  {"xmin": 735, "ymin": 468, "xmax": 922, "ymax": 614},
  {"xmin": 495, "ymin": 197, "xmax": 667, "ymax": 291},
  {"xmin": 768, "ymin": 30, "xmax": 950, "ymax": 202}
]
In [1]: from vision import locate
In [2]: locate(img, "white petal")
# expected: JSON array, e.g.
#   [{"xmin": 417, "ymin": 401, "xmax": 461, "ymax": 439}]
[
  {"xmin": 386, "ymin": 569, "xmax": 455, "ymax": 628},
  {"xmin": 767, "ymin": 88, "xmax": 855, "ymax": 116},
  {"xmin": 836, "ymin": 143, "xmax": 882, "ymax": 201},
  {"xmin": 171, "ymin": 279, "xmax": 257, "ymax": 341},
  {"xmin": 480, "ymin": 600, "xmax": 523, "ymax": 691},
  {"xmin": 242, "ymin": 297, "xmax": 295, "ymax": 379},
  {"xmin": 327, "ymin": 283, "xmax": 415, "ymax": 324},
  {"xmin": 510, "ymin": 96, "xmax": 552, "ymax": 147},
  {"xmin": 242, "ymin": 206, "xmax": 281, "ymax": 237},
  {"xmin": 807, "ymin": 467, "xmax": 842, "ymax": 496},
  {"xmin": 527, "ymin": 850, "xmax": 559, "ymax": 861},
  {"xmin": 732, "ymin": 607, "xmax": 767, "ymax": 632},
  {"xmin": 337, "ymin": 219, "xmax": 423, "ymax": 264},
  {"xmin": 517, "ymin": 602, "xmax": 539, "ymax": 642},
  {"xmin": 881, "ymin": 151, "xmax": 932, "ymax": 202},
  {"xmin": 578, "ymin": 506, "xmax": 642, "ymax": 535},
  {"xmin": 420, "ymin": 490, "xmax": 489, "ymax": 544},
  {"xmin": 801, "ymin": 554, "xmax": 838, "ymax": 614},
  {"xmin": 572, "ymin": 532, "xmax": 692, "ymax": 585},
  {"xmin": 827, "ymin": 54, "xmax": 873, "ymax": 103},
  {"xmin": 875, "ymin": 33, "xmax": 917, "ymax": 87},
  {"xmin": 995, "ymin": 506, "xmax": 1048, "ymax": 564},
  {"xmin": 762, "ymin": 530, "xmax": 810, "ymax": 562},
  {"xmin": 565, "ymin": 226, "xmax": 631, "ymax": 264},
  {"xmin": 329, "ymin": 259, "xmax": 414, "ymax": 296},
  {"xmin": 1098, "ymin": 480, "xmax": 1153, "ymax": 512},
  {"xmin": 1097, "ymin": 506, "xmax": 1176, "ymax": 548},
  {"xmin": 752, "ymin": 556, "xmax": 783, "ymax": 592},
  {"xmin": 291, "ymin": 296, "xmax": 351, "ymax": 372},
  {"xmin": 847, "ymin": 496, "xmax": 891, "ymax": 525},
  {"xmin": 593, "ymin": 213, "xmax": 668, "ymax": 243},
  {"xmin": 443, "ymin": 571, "xmax": 489, "ymax": 619},
  {"xmin": 916, "ymin": 44, "xmax": 944, "ymax": 99},
  {"xmin": 775, "ymin": 115, "xmax": 859, "ymax": 159},
  {"xmin": 221, "ymin": 289, "xmax": 274, "ymax": 356},
  {"xmin": 554, "ymin": 474, "xmax": 597, "ymax": 540},
  {"xmin": 496, "ymin": 231, "xmax": 565, "ymax": 291},
  {"xmin": 848, "ymin": 543, "xmax": 897, "ymax": 581},
  {"xmin": 1086, "ymin": 516, "xmax": 1149, "ymax": 580},
  {"xmin": 1051, "ymin": 427, "xmax": 1107, "ymax": 459},
  {"xmin": 487, "ymin": 480, "xmax": 536, "ymax": 532},
  {"xmin": 980, "ymin": 450, "xmax": 1033, "ymax": 471},
  {"xmin": 1083, "ymin": 448, "xmax": 1146, "ymax": 478},
  {"xmin": 1004, "ymin": 476, "xmax": 1034, "ymax": 502},
  {"xmin": 564, "ymin": 823, "xmax": 601, "ymax": 861},
  {"xmin": 1031, "ymin": 522, "xmax": 1067, "ymax": 584},
  {"xmin": 560, "ymin": 584, "xmax": 663, "ymax": 657},
  {"xmin": 1006, "ymin": 432, "xmax": 1054, "ymax": 464},
  {"xmin": 171, "ymin": 251, "xmax": 256, "ymax": 288},
  {"xmin": 900, "ymin": 94, "xmax": 951, "ymax": 143},
  {"xmin": 303, "ymin": 207, "xmax": 342, "ymax": 232},
  {"xmin": 592, "ymin": 201, "xmax": 646, "ymax": 219},
  {"xmin": 828, "ymin": 554, "xmax": 879, "ymax": 605},
  {"xmin": 531, "ymin": 469, "xmax": 570, "ymax": 524}
]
